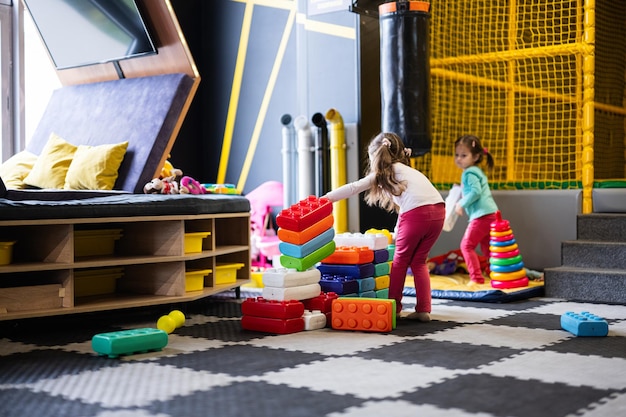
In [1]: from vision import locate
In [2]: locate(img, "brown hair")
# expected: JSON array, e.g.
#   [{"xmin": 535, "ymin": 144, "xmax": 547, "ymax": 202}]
[
  {"xmin": 363, "ymin": 132, "xmax": 411, "ymax": 212},
  {"xmin": 454, "ymin": 134, "xmax": 495, "ymax": 169}
]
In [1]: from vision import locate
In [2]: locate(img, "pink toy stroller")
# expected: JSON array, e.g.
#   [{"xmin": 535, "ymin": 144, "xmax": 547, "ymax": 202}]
[{"xmin": 246, "ymin": 181, "xmax": 283, "ymax": 268}]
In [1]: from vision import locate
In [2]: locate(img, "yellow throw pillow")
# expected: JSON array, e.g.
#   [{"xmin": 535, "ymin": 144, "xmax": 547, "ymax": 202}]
[
  {"xmin": 0, "ymin": 151, "xmax": 38, "ymax": 189},
  {"xmin": 64, "ymin": 141, "xmax": 129, "ymax": 190},
  {"xmin": 23, "ymin": 133, "xmax": 77, "ymax": 189}
]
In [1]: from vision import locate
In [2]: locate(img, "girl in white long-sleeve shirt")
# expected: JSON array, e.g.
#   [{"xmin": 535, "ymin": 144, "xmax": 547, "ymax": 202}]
[{"xmin": 325, "ymin": 132, "xmax": 444, "ymax": 321}]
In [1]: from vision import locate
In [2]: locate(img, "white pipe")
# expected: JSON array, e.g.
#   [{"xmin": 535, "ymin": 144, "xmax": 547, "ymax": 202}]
[
  {"xmin": 294, "ymin": 115, "xmax": 315, "ymax": 199},
  {"xmin": 281, "ymin": 114, "xmax": 297, "ymax": 207}
]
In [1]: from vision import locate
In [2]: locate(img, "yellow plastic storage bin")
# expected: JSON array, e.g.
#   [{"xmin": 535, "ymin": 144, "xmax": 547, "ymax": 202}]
[
  {"xmin": 184, "ymin": 232, "xmax": 211, "ymax": 253},
  {"xmin": 244, "ymin": 271, "xmax": 264, "ymax": 288},
  {"xmin": 74, "ymin": 229, "xmax": 123, "ymax": 257},
  {"xmin": 185, "ymin": 269, "xmax": 212, "ymax": 292},
  {"xmin": 215, "ymin": 263, "xmax": 245, "ymax": 285},
  {"xmin": 0, "ymin": 241, "xmax": 16, "ymax": 265},
  {"xmin": 74, "ymin": 267, "xmax": 124, "ymax": 297}
]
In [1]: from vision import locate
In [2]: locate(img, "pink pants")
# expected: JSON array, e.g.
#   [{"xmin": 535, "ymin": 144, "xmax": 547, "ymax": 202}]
[
  {"xmin": 389, "ymin": 203, "xmax": 445, "ymax": 314},
  {"xmin": 460, "ymin": 213, "xmax": 497, "ymax": 282}
]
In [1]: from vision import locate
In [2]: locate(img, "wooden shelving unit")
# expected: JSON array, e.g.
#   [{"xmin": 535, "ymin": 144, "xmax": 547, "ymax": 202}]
[{"xmin": 0, "ymin": 212, "xmax": 250, "ymax": 320}]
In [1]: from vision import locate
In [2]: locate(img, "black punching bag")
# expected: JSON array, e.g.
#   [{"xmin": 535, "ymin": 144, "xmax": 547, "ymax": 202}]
[{"xmin": 379, "ymin": 1, "xmax": 431, "ymax": 155}]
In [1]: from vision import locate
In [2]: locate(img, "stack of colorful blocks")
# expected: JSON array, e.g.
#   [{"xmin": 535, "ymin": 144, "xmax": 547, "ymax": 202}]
[
  {"xmin": 276, "ymin": 196, "xmax": 336, "ymax": 271},
  {"xmin": 318, "ymin": 232, "xmax": 391, "ymax": 298},
  {"xmin": 241, "ymin": 268, "xmax": 326, "ymax": 333}
]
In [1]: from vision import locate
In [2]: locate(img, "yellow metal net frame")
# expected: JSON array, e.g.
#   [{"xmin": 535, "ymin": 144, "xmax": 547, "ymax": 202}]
[{"xmin": 413, "ymin": 0, "xmax": 626, "ymax": 213}]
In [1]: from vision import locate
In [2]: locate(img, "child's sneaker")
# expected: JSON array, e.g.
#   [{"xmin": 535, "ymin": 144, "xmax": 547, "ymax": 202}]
[
  {"xmin": 405, "ymin": 312, "xmax": 431, "ymax": 322},
  {"xmin": 470, "ymin": 277, "xmax": 485, "ymax": 284}
]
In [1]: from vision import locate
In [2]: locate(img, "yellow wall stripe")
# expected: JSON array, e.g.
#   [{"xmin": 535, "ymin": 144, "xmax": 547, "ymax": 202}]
[
  {"xmin": 217, "ymin": 2, "xmax": 254, "ymax": 184},
  {"xmin": 236, "ymin": 7, "xmax": 297, "ymax": 191}
]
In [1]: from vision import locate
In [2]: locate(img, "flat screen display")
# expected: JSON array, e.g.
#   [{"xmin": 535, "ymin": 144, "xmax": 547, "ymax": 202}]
[{"xmin": 24, "ymin": 0, "xmax": 157, "ymax": 70}]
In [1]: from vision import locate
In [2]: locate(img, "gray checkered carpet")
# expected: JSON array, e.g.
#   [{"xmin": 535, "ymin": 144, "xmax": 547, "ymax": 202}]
[{"xmin": 1, "ymin": 290, "xmax": 625, "ymax": 417}]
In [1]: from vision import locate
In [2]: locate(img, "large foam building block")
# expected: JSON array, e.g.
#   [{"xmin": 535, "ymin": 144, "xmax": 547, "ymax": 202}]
[
  {"xmin": 320, "ymin": 275, "xmax": 360, "ymax": 295},
  {"xmin": 241, "ymin": 297, "xmax": 305, "ymax": 319},
  {"xmin": 276, "ymin": 195, "xmax": 333, "ymax": 232},
  {"xmin": 561, "ymin": 311, "xmax": 609, "ymax": 337},
  {"xmin": 323, "ymin": 246, "xmax": 374, "ymax": 264},
  {"xmin": 241, "ymin": 315, "xmax": 305, "ymax": 334},
  {"xmin": 318, "ymin": 263, "xmax": 375, "ymax": 279},
  {"xmin": 334, "ymin": 232, "xmax": 389, "ymax": 250},
  {"xmin": 279, "ymin": 228, "xmax": 335, "ymax": 258},
  {"xmin": 280, "ymin": 240, "xmax": 336, "ymax": 271},
  {"xmin": 262, "ymin": 283, "xmax": 322, "ymax": 301},
  {"xmin": 278, "ymin": 215, "xmax": 334, "ymax": 245},
  {"xmin": 331, "ymin": 297, "xmax": 396, "ymax": 332},
  {"xmin": 303, "ymin": 291, "xmax": 339, "ymax": 313},
  {"xmin": 303, "ymin": 310, "xmax": 327, "ymax": 330},
  {"xmin": 262, "ymin": 267, "xmax": 321, "ymax": 288},
  {"xmin": 92, "ymin": 328, "xmax": 168, "ymax": 358}
]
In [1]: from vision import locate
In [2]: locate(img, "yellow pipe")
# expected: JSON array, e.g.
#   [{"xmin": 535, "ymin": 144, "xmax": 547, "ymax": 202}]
[{"xmin": 325, "ymin": 108, "xmax": 348, "ymax": 233}]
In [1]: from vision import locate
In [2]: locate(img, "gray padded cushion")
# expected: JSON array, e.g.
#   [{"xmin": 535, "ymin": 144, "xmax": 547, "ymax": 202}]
[
  {"xmin": 25, "ymin": 73, "xmax": 194, "ymax": 194},
  {"xmin": 0, "ymin": 194, "xmax": 250, "ymax": 221}
]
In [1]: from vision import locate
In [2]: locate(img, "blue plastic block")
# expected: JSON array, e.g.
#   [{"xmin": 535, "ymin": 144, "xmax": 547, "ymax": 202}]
[
  {"xmin": 320, "ymin": 275, "xmax": 360, "ymax": 295},
  {"xmin": 317, "ymin": 263, "xmax": 375, "ymax": 279},
  {"xmin": 357, "ymin": 277, "xmax": 376, "ymax": 292},
  {"xmin": 279, "ymin": 228, "xmax": 335, "ymax": 258},
  {"xmin": 560, "ymin": 311, "xmax": 609, "ymax": 337},
  {"xmin": 92, "ymin": 328, "xmax": 168, "ymax": 358},
  {"xmin": 373, "ymin": 249, "xmax": 389, "ymax": 264}
]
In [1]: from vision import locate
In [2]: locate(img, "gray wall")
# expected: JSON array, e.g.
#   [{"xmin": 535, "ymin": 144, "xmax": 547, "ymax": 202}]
[{"xmin": 432, "ymin": 190, "xmax": 582, "ymax": 271}]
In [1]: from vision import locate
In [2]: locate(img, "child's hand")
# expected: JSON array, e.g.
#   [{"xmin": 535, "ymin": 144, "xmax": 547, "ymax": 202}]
[{"xmin": 455, "ymin": 203, "xmax": 464, "ymax": 216}]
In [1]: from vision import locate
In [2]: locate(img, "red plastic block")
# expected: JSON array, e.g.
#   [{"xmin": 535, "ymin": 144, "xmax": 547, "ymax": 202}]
[
  {"xmin": 241, "ymin": 297, "xmax": 305, "ymax": 319},
  {"xmin": 241, "ymin": 315, "xmax": 304, "ymax": 334},
  {"xmin": 323, "ymin": 246, "xmax": 374, "ymax": 265},
  {"xmin": 303, "ymin": 291, "xmax": 339, "ymax": 314},
  {"xmin": 278, "ymin": 214, "xmax": 334, "ymax": 245},
  {"xmin": 331, "ymin": 297, "xmax": 396, "ymax": 332},
  {"xmin": 276, "ymin": 196, "xmax": 333, "ymax": 232}
]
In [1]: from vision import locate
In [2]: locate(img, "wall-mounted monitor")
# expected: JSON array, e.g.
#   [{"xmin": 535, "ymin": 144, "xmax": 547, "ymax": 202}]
[{"xmin": 23, "ymin": 0, "xmax": 157, "ymax": 70}]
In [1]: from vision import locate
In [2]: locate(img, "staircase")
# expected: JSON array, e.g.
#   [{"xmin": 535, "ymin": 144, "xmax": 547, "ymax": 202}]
[{"xmin": 544, "ymin": 213, "xmax": 626, "ymax": 304}]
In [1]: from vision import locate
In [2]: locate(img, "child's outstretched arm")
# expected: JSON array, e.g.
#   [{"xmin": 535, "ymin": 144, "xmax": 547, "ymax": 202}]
[{"xmin": 324, "ymin": 174, "xmax": 374, "ymax": 202}]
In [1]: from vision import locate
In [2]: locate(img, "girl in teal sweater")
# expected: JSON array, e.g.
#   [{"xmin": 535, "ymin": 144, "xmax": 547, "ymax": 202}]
[{"xmin": 454, "ymin": 135, "xmax": 498, "ymax": 284}]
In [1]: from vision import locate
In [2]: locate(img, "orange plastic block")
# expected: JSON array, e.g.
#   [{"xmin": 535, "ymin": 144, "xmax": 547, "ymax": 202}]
[
  {"xmin": 276, "ymin": 196, "xmax": 333, "ymax": 232},
  {"xmin": 331, "ymin": 297, "xmax": 396, "ymax": 332},
  {"xmin": 323, "ymin": 246, "xmax": 374, "ymax": 265},
  {"xmin": 278, "ymin": 215, "xmax": 334, "ymax": 245}
]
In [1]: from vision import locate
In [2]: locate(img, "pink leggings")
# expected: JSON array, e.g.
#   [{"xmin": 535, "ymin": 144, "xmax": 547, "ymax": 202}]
[
  {"xmin": 389, "ymin": 203, "xmax": 445, "ymax": 314},
  {"xmin": 460, "ymin": 213, "xmax": 497, "ymax": 282}
]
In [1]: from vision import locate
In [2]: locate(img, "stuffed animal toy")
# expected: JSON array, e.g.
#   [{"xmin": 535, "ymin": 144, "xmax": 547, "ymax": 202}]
[
  {"xmin": 160, "ymin": 176, "xmax": 180, "ymax": 194},
  {"xmin": 180, "ymin": 176, "xmax": 206, "ymax": 194},
  {"xmin": 144, "ymin": 178, "xmax": 163, "ymax": 194},
  {"xmin": 144, "ymin": 159, "xmax": 205, "ymax": 195}
]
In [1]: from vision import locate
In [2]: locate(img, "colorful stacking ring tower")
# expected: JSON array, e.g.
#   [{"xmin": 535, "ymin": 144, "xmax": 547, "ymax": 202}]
[{"xmin": 489, "ymin": 211, "xmax": 529, "ymax": 289}]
